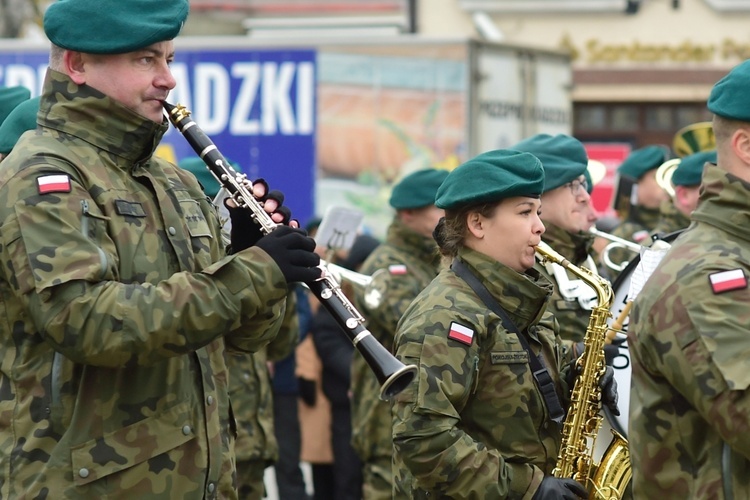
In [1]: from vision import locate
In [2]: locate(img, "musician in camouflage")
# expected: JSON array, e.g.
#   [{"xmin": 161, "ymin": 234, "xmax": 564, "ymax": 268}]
[
  {"xmin": 0, "ymin": 0, "xmax": 320, "ymax": 497},
  {"xmin": 229, "ymin": 293, "xmax": 299, "ymax": 499},
  {"xmin": 629, "ymin": 59, "xmax": 750, "ymax": 498},
  {"xmin": 391, "ymin": 150, "xmax": 588, "ymax": 499},
  {"xmin": 651, "ymin": 149, "xmax": 716, "ymax": 237},
  {"xmin": 513, "ymin": 134, "xmax": 597, "ymax": 346},
  {"xmin": 350, "ymin": 167, "xmax": 447, "ymax": 499},
  {"xmin": 608, "ymin": 145, "xmax": 670, "ymax": 274}
]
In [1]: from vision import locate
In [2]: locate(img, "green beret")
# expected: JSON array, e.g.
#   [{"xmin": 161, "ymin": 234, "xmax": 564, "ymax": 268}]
[
  {"xmin": 511, "ymin": 134, "xmax": 588, "ymax": 193},
  {"xmin": 708, "ymin": 59, "xmax": 750, "ymax": 121},
  {"xmin": 672, "ymin": 150, "xmax": 716, "ymax": 187},
  {"xmin": 0, "ymin": 96, "xmax": 39, "ymax": 155},
  {"xmin": 389, "ymin": 168, "xmax": 449, "ymax": 209},
  {"xmin": 583, "ymin": 168, "xmax": 593, "ymax": 194},
  {"xmin": 179, "ymin": 157, "xmax": 222, "ymax": 197},
  {"xmin": 44, "ymin": 0, "xmax": 189, "ymax": 54},
  {"xmin": 435, "ymin": 149, "xmax": 544, "ymax": 210},
  {"xmin": 0, "ymin": 86, "xmax": 31, "ymax": 127},
  {"xmin": 617, "ymin": 145, "xmax": 669, "ymax": 180}
]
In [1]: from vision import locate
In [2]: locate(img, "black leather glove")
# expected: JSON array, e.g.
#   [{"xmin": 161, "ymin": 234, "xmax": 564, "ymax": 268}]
[
  {"xmin": 573, "ymin": 342, "xmax": 619, "ymax": 366},
  {"xmin": 599, "ymin": 365, "xmax": 619, "ymax": 416},
  {"xmin": 298, "ymin": 377, "xmax": 317, "ymax": 407},
  {"xmin": 225, "ymin": 179, "xmax": 292, "ymax": 253},
  {"xmin": 255, "ymin": 226, "xmax": 321, "ymax": 283},
  {"xmin": 532, "ymin": 477, "xmax": 589, "ymax": 500}
]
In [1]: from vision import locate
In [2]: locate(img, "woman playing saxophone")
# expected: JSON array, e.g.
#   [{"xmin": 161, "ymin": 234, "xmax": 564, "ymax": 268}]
[{"xmin": 390, "ymin": 149, "xmax": 618, "ymax": 499}]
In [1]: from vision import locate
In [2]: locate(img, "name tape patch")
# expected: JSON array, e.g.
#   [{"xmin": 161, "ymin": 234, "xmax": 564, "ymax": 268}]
[
  {"xmin": 447, "ymin": 322, "xmax": 474, "ymax": 346},
  {"xmin": 709, "ymin": 269, "xmax": 748, "ymax": 294},
  {"xmin": 37, "ymin": 174, "xmax": 71, "ymax": 194}
]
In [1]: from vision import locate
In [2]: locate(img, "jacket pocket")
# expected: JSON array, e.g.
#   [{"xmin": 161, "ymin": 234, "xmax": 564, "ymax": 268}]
[{"xmin": 70, "ymin": 401, "xmax": 196, "ymax": 486}]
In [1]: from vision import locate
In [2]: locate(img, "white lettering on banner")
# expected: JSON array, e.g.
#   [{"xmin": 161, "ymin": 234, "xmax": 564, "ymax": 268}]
[
  {"xmin": 172, "ymin": 60, "xmax": 314, "ymax": 137},
  {"xmin": 231, "ymin": 62, "xmax": 261, "ymax": 135},
  {"xmin": 0, "ymin": 58, "xmax": 315, "ymax": 136},
  {"xmin": 262, "ymin": 62, "xmax": 296, "ymax": 135},
  {"xmin": 194, "ymin": 63, "xmax": 230, "ymax": 135},
  {"xmin": 0, "ymin": 64, "xmax": 47, "ymax": 94}
]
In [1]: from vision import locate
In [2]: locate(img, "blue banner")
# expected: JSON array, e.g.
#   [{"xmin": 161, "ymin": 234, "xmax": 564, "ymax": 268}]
[{"xmin": 0, "ymin": 46, "xmax": 317, "ymax": 224}]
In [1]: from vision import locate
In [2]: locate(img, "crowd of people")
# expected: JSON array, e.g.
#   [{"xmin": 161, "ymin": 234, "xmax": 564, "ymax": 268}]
[{"xmin": 0, "ymin": 0, "xmax": 748, "ymax": 499}]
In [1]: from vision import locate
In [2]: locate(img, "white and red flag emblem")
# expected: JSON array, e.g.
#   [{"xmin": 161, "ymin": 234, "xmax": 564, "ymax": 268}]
[
  {"xmin": 388, "ymin": 264, "xmax": 407, "ymax": 275},
  {"xmin": 709, "ymin": 269, "xmax": 747, "ymax": 294},
  {"xmin": 37, "ymin": 174, "xmax": 71, "ymax": 194},
  {"xmin": 447, "ymin": 322, "xmax": 474, "ymax": 346}
]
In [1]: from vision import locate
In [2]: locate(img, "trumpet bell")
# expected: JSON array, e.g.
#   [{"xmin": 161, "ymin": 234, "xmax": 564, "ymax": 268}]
[
  {"xmin": 672, "ymin": 121, "xmax": 715, "ymax": 157},
  {"xmin": 655, "ymin": 158, "xmax": 681, "ymax": 198}
]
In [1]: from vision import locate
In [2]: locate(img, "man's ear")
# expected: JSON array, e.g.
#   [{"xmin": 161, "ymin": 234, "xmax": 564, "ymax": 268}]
[
  {"xmin": 63, "ymin": 51, "xmax": 87, "ymax": 85},
  {"xmin": 730, "ymin": 126, "xmax": 750, "ymax": 166}
]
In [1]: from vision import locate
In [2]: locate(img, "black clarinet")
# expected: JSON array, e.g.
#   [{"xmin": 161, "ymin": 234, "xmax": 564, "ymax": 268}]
[{"xmin": 164, "ymin": 102, "xmax": 416, "ymax": 400}]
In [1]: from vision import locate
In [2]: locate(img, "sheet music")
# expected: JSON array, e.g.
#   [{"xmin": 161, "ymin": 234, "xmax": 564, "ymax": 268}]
[
  {"xmin": 315, "ymin": 206, "xmax": 364, "ymax": 252},
  {"xmin": 627, "ymin": 246, "xmax": 669, "ymax": 302}
]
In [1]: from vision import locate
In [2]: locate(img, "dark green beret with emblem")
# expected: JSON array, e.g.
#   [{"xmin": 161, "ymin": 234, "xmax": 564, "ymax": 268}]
[
  {"xmin": 0, "ymin": 86, "xmax": 30, "ymax": 127},
  {"xmin": 708, "ymin": 59, "xmax": 750, "ymax": 121},
  {"xmin": 672, "ymin": 150, "xmax": 716, "ymax": 187},
  {"xmin": 0, "ymin": 96, "xmax": 39, "ymax": 155},
  {"xmin": 511, "ymin": 134, "xmax": 589, "ymax": 193},
  {"xmin": 435, "ymin": 149, "xmax": 544, "ymax": 210},
  {"xmin": 44, "ymin": 0, "xmax": 189, "ymax": 54},
  {"xmin": 179, "ymin": 156, "xmax": 236, "ymax": 198},
  {"xmin": 617, "ymin": 145, "xmax": 669, "ymax": 180},
  {"xmin": 389, "ymin": 168, "xmax": 449, "ymax": 210}
]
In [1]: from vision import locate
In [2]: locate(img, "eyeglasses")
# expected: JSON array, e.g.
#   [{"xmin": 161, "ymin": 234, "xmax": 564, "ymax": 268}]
[{"xmin": 564, "ymin": 178, "xmax": 589, "ymax": 195}]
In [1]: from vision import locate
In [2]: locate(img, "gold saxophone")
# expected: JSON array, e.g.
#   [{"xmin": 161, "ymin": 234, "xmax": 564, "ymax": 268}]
[{"xmin": 535, "ymin": 241, "xmax": 632, "ymax": 500}]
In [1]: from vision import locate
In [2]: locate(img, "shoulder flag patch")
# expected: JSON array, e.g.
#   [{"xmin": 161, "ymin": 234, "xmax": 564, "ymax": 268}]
[
  {"xmin": 388, "ymin": 264, "xmax": 407, "ymax": 275},
  {"xmin": 448, "ymin": 322, "xmax": 474, "ymax": 346},
  {"xmin": 37, "ymin": 174, "xmax": 71, "ymax": 194},
  {"xmin": 709, "ymin": 269, "xmax": 748, "ymax": 294}
]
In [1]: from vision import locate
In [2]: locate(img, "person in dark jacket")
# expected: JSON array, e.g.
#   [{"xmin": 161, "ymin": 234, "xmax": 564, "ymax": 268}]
[{"xmin": 312, "ymin": 234, "xmax": 380, "ymax": 500}]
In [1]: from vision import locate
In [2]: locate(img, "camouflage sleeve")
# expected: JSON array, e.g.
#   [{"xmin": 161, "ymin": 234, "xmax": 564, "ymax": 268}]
[
  {"xmin": 392, "ymin": 308, "xmax": 538, "ymax": 498},
  {"xmin": 358, "ymin": 266, "xmax": 426, "ymax": 349},
  {"xmin": 635, "ymin": 267, "xmax": 750, "ymax": 458},
  {"xmin": 2, "ymin": 167, "xmax": 288, "ymax": 366},
  {"xmin": 264, "ymin": 291, "xmax": 300, "ymax": 362}
]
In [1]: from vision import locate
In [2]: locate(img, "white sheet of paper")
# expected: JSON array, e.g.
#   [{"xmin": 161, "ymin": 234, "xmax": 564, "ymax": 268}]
[
  {"xmin": 315, "ymin": 206, "xmax": 363, "ymax": 251},
  {"xmin": 627, "ymin": 246, "xmax": 669, "ymax": 301}
]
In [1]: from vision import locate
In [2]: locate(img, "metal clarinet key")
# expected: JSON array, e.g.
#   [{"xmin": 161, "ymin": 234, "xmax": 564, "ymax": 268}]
[{"xmin": 164, "ymin": 101, "xmax": 416, "ymax": 400}]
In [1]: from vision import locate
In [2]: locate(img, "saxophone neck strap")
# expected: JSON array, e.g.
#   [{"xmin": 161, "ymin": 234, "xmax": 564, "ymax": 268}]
[{"xmin": 450, "ymin": 259, "xmax": 565, "ymax": 426}]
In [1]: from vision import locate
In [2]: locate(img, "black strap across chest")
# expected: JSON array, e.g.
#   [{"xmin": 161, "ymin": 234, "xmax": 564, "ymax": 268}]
[{"xmin": 451, "ymin": 258, "xmax": 564, "ymax": 426}]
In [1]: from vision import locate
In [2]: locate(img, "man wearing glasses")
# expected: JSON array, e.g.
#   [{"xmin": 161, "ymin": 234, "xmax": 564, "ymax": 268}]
[{"xmin": 513, "ymin": 134, "xmax": 601, "ymax": 349}]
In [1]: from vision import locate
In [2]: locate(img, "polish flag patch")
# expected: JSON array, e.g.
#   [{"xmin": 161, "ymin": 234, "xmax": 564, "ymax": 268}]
[
  {"xmin": 37, "ymin": 174, "xmax": 71, "ymax": 194},
  {"xmin": 633, "ymin": 230, "xmax": 649, "ymax": 243},
  {"xmin": 388, "ymin": 264, "xmax": 407, "ymax": 275},
  {"xmin": 709, "ymin": 269, "xmax": 748, "ymax": 294},
  {"xmin": 447, "ymin": 322, "xmax": 474, "ymax": 346}
]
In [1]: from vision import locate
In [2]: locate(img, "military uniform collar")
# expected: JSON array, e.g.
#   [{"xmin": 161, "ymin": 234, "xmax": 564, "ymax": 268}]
[
  {"xmin": 692, "ymin": 164, "xmax": 750, "ymax": 243},
  {"xmin": 39, "ymin": 69, "xmax": 168, "ymax": 166},
  {"xmin": 655, "ymin": 198, "xmax": 691, "ymax": 236},
  {"xmin": 386, "ymin": 218, "xmax": 441, "ymax": 267},
  {"xmin": 457, "ymin": 247, "xmax": 552, "ymax": 332},
  {"xmin": 541, "ymin": 223, "xmax": 593, "ymax": 265},
  {"xmin": 628, "ymin": 203, "xmax": 661, "ymax": 230}
]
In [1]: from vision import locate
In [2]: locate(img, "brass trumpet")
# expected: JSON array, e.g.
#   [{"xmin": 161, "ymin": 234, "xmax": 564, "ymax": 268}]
[
  {"xmin": 590, "ymin": 227, "xmax": 642, "ymax": 273},
  {"xmin": 322, "ymin": 260, "xmax": 372, "ymax": 287}
]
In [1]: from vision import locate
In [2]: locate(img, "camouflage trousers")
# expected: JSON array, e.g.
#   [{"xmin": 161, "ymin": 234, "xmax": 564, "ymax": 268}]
[
  {"xmin": 236, "ymin": 459, "xmax": 268, "ymax": 500},
  {"xmin": 363, "ymin": 456, "xmax": 393, "ymax": 500}
]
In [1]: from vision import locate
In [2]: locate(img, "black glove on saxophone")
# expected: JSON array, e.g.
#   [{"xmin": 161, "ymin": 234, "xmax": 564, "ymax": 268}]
[
  {"xmin": 573, "ymin": 342, "xmax": 619, "ymax": 366},
  {"xmin": 225, "ymin": 178, "xmax": 292, "ymax": 253},
  {"xmin": 532, "ymin": 477, "xmax": 589, "ymax": 500},
  {"xmin": 255, "ymin": 226, "xmax": 321, "ymax": 283},
  {"xmin": 599, "ymin": 365, "xmax": 619, "ymax": 416}
]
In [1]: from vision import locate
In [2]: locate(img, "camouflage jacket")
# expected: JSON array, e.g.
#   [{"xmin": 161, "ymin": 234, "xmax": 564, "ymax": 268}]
[
  {"xmin": 534, "ymin": 224, "xmax": 597, "ymax": 343},
  {"xmin": 651, "ymin": 198, "xmax": 691, "ymax": 238},
  {"xmin": 0, "ymin": 70, "xmax": 289, "ymax": 499},
  {"xmin": 629, "ymin": 164, "xmax": 750, "ymax": 499},
  {"xmin": 350, "ymin": 219, "xmax": 441, "ymax": 462},
  {"xmin": 392, "ymin": 247, "xmax": 573, "ymax": 499},
  {"xmin": 228, "ymin": 293, "xmax": 298, "ymax": 463}
]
